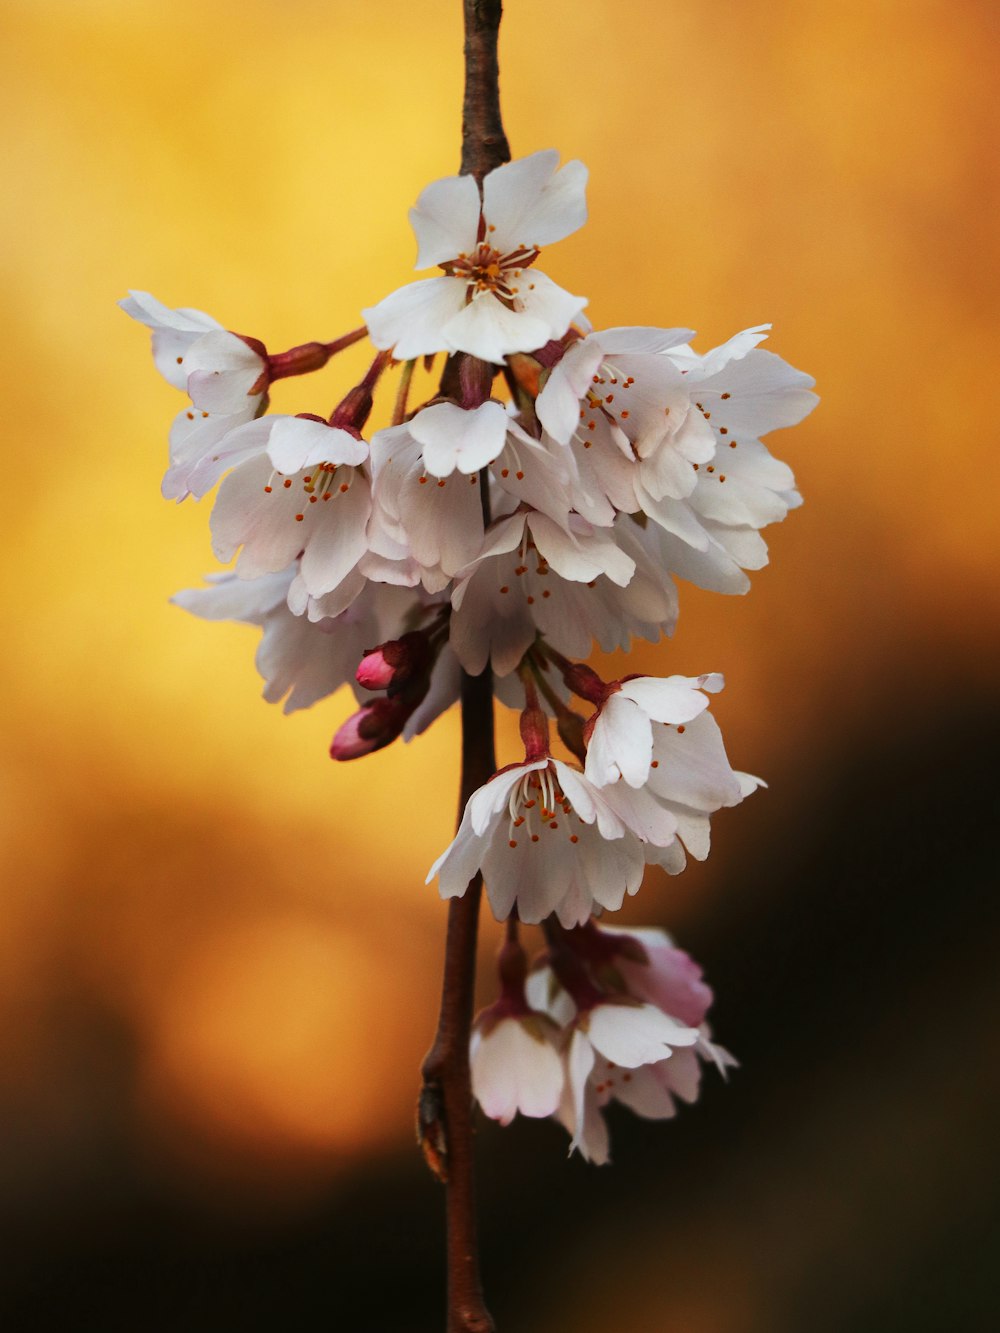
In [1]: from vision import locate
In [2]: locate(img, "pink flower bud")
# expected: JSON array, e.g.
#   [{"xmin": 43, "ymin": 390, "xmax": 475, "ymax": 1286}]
[
  {"xmin": 330, "ymin": 698, "xmax": 411, "ymax": 760},
  {"xmin": 355, "ymin": 632, "xmax": 433, "ymax": 693},
  {"xmin": 355, "ymin": 647, "xmax": 396, "ymax": 692}
]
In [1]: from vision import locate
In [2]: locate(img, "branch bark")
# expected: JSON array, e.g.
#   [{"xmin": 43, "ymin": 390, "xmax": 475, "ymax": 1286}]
[{"xmin": 416, "ymin": 9, "xmax": 510, "ymax": 1329}]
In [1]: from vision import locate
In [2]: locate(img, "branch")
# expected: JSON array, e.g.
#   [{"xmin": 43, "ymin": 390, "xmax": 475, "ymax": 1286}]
[{"xmin": 417, "ymin": 8, "xmax": 509, "ymax": 1327}]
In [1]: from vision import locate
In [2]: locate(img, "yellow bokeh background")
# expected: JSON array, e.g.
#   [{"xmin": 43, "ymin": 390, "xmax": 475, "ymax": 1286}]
[{"xmin": 1, "ymin": 0, "xmax": 997, "ymax": 1326}]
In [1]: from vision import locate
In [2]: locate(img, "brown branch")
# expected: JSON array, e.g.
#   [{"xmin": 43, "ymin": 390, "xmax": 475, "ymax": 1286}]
[
  {"xmin": 417, "ymin": 8, "xmax": 510, "ymax": 1328},
  {"xmin": 460, "ymin": 1, "xmax": 511, "ymax": 181}
]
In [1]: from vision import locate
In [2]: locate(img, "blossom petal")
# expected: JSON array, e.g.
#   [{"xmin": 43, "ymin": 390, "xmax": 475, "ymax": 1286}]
[
  {"xmin": 411, "ymin": 401, "xmax": 509, "ymax": 477},
  {"xmin": 483, "ymin": 151, "xmax": 588, "ymax": 250},
  {"xmin": 363, "ymin": 277, "xmax": 468, "ymax": 359},
  {"xmin": 410, "ymin": 173, "xmax": 481, "ymax": 269},
  {"xmin": 267, "ymin": 418, "xmax": 367, "ymax": 474},
  {"xmin": 585, "ymin": 1003, "xmax": 698, "ymax": 1068},
  {"xmin": 471, "ymin": 1019, "xmax": 564, "ymax": 1125}
]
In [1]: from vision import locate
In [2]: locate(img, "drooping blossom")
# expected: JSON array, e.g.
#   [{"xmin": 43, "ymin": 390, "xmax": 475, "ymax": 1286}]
[
  {"xmin": 120, "ymin": 291, "xmax": 269, "ymax": 501},
  {"xmin": 428, "ymin": 755, "xmax": 656, "ymax": 927},
  {"xmin": 525, "ymin": 924, "xmax": 735, "ymax": 1163},
  {"xmin": 363, "ymin": 150, "xmax": 588, "ymax": 363}
]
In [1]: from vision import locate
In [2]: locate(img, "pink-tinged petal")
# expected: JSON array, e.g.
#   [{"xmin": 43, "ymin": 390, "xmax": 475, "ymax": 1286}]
[
  {"xmin": 612, "ymin": 1063, "xmax": 680, "ymax": 1119},
  {"xmin": 410, "ymin": 173, "xmax": 481, "ymax": 268},
  {"xmin": 179, "ymin": 414, "xmax": 277, "ymax": 499},
  {"xmin": 700, "ymin": 349, "xmax": 818, "ymax": 436},
  {"xmin": 467, "ymin": 762, "xmax": 546, "ymax": 835},
  {"xmin": 210, "ymin": 456, "xmax": 310, "ymax": 574},
  {"xmin": 267, "ymin": 418, "xmax": 367, "ymax": 474},
  {"xmin": 120, "ymin": 291, "xmax": 222, "ymax": 390},
  {"xmin": 687, "ymin": 324, "xmax": 771, "ymax": 377},
  {"xmin": 483, "ymin": 151, "xmax": 588, "ymax": 250},
  {"xmin": 647, "ymin": 713, "xmax": 744, "ymax": 811},
  {"xmin": 427, "ymin": 804, "xmax": 484, "ymax": 899},
  {"xmin": 640, "ymin": 493, "xmax": 712, "ymax": 550},
  {"xmin": 363, "ymin": 277, "xmax": 468, "ymax": 358},
  {"xmin": 619, "ymin": 675, "xmax": 714, "ymax": 724},
  {"xmin": 585, "ymin": 1003, "xmax": 698, "ymax": 1068},
  {"xmin": 471, "ymin": 1019, "xmax": 564, "ymax": 1124},
  {"xmin": 411, "ymin": 401, "xmax": 509, "ymax": 477}
]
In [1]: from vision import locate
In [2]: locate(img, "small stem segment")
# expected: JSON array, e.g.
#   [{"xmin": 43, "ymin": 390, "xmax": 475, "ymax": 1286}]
[
  {"xmin": 418, "ymin": 8, "xmax": 510, "ymax": 1330},
  {"xmin": 460, "ymin": 1, "xmax": 511, "ymax": 182}
]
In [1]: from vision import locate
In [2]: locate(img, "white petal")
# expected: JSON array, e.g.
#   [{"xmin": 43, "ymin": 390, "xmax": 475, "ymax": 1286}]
[
  {"xmin": 585, "ymin": 695, "xmax": 652, "ymax": 788},
  {"xmin": 411, "ymin": 400, "xmax": 509, "ymax": 477},
  {"xmin": 299, "ymin": 474, "xmax": 372, "ymax": 598},
  {"xmin": 441, "ymin": 292, "xmax": 552, "ymax": 363},
  {"xmin": 471, "ymin": 1019, "xmax": 564, "ymax": 1124},
  {"xmin": 535, "ymin": 338, "xmax": 605, "ymax": 443},
  {"xmin": 410, "ymin": 173, "xmax": 481, "ymax": 269},
  {"xmin": 585, "ymin": 1003, "xmax": 698, "ymax": 1068},
  {"xmin": 363, "ymin": 277, "xmax": 467, "ymax": 358},
  {"xmin": 619, "ymin": 675, "xmax": 713, "ymax": 724},
  {"xmin": 483, "ymin": 151, "xmax": 588, "ymax": 250},
  {"xmin": 267, "ymin": 418, "xmax": 367, "ymax": 473}
]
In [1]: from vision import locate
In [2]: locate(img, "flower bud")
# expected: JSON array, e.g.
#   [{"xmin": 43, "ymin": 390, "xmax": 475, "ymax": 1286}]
[
  {"xmin": 330, "ymin": 697, "xmax": 412, "ymax": 760},
  {"xmin": 355, "ymin": 631, "xmax": 433, "ymax": 693}
]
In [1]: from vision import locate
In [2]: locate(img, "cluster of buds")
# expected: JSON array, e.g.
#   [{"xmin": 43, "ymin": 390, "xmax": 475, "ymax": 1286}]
[
  {"xmin": 333, "ymin": 629, "xmax": 441, "ymax": 758},
  {"xmin": 124, "ymin": 147, "xmax": 815, "ymax": 1161}
]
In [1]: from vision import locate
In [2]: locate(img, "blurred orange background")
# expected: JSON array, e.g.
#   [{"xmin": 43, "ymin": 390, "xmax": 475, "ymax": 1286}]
[{"xmin": 1, "ymin": 2, "xmax": 998, "ymax": 1330}]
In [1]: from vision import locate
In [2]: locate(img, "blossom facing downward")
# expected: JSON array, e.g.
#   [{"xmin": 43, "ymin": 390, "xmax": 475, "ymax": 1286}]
[
  {"xmin": 119, "ymin": 291, "xmax": 268, "ymax": 501},
  {"xmin": 363, "ymin": 150, "xmax": 589, "ymax": 363},
  {"xmin": 428, "ymin": 756, "xmax": 668, "ymax": 927}
]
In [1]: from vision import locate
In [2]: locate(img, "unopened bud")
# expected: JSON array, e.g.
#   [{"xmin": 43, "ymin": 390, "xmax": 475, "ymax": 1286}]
[
  {"xmin": 330, "ymin": 697, "xmax": 411, "ymax": 760},
  {"xmin": 355, "ymin": 632, "xmax": 433, "ymax": 693}
]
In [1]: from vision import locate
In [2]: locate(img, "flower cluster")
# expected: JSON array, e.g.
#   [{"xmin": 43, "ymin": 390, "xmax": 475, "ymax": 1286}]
[{"xmin": 124, "ymin": 148, "xmax": 815, "ymax": 1161}]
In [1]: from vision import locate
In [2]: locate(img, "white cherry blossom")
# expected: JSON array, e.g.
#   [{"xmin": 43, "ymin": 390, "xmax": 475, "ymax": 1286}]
[
  {"xmin": 427, "ymin": 757, "xmax": 664, "ymax": 927},
  {"xmin": 449, "ymin": 510, "xmax": 649, "ymax": 677},
  {"xmin": 584, "ymin": 672, "xmax": 723, "ymax": 789},
  {"xmin": 120, "ymin": 291, "xmax": 268, "ymax": 501},
  {"xmin": 210, "ymin": 417, "xmax": 371, "ymax": 609},
  {"xmin": 363, "ymin": 150, "xmax": 588, "ymax": 363}
]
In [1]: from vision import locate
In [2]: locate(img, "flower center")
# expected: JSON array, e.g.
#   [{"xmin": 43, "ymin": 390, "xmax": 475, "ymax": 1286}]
[
  {"xmin": 262, "ymin": 462, "xmax": 355, "ymax": 522},
  {"xmin": 442, "ymin": 241, "xmax": 541, "ymax": 310},
  {"xmin": 504, "ymin": 765, "xmax": 584, "ymax": 848}
]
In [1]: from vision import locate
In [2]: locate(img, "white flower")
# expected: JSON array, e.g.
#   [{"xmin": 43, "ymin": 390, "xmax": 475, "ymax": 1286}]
[
  {"xmin": 363, "ymin": 150, "xmax": 588, "ymax": 363},
  {"xmin": 427, "ymin": 757, "xmax": 659, "ymax": 927},
  {"xmin": 584, "ymin": 672, "xmax": 724, "ymax": 788},
  {"xmin": 631, "ymin": 711, "xmax": 763, "ymax": 876},
  {"xmin": 536, "ymin": 326, "xmax": 717, "ymax": 509},
  {"xmin": 210, "ymin": 417, "xmax": 371, "ymax": 612},
  {"xmin": 120, "ymin": 291, "xmax": 268, "ymax": 501},
  {"xmin": 561, "ymin": 1003, "xmax": 699, "ymax": 1161},
  {"xmin": 471, "ymin": 1013, "xmax": 565, "ymax": 1126},
  {"xmin": 448, "ymin": 511, "xmax": 651, "ymax": 678}
]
